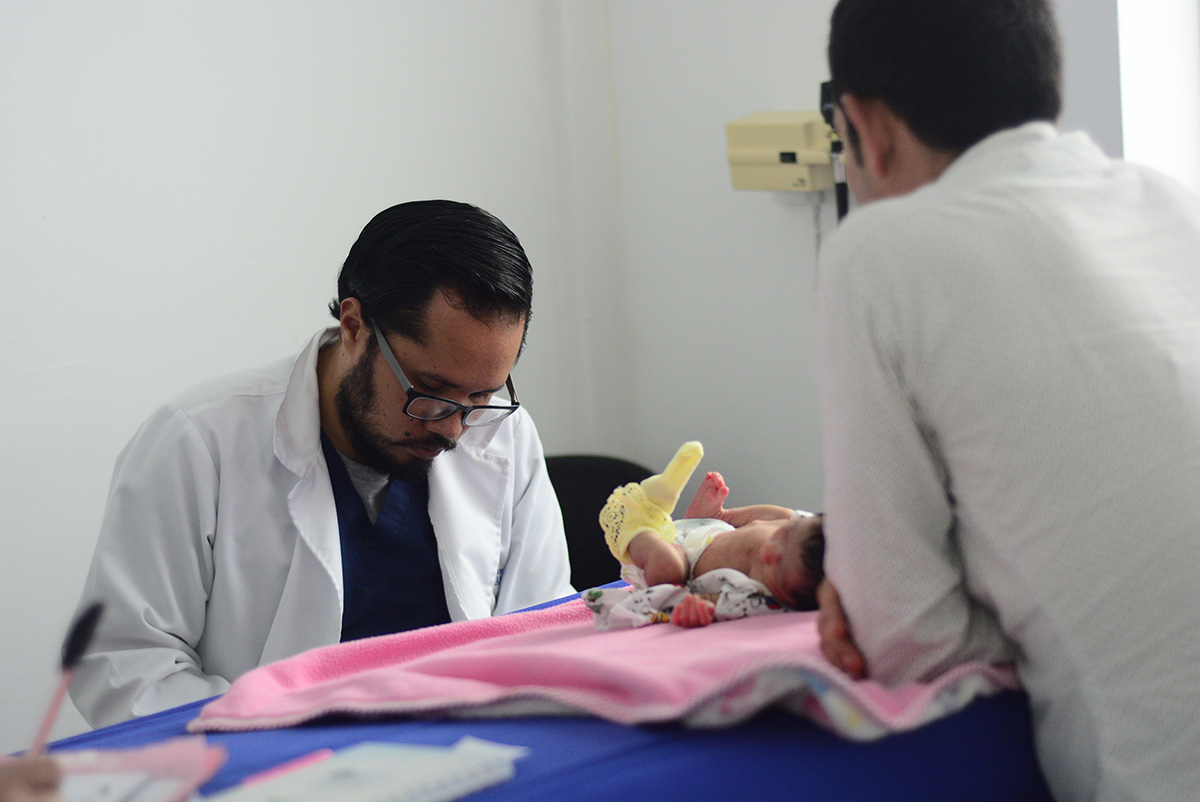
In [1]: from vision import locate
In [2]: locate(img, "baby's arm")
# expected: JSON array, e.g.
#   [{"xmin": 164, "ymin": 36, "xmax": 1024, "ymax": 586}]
[
  {"xmin": 670, "ymin": 593, "xmax": 716, "ymax": 628},
  {"xmin": 626, "ymin": 531, "xmax": 689, "ymax": 587},
  {"xmin": 685, "ymin": 472, "xmax": 795, "ymax": 526}
]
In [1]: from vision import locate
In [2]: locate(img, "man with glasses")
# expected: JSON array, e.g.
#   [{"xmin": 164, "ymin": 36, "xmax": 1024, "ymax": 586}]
[{"xmin": 70, "ymin": 200, "xmax": 573, "ymax": 727}]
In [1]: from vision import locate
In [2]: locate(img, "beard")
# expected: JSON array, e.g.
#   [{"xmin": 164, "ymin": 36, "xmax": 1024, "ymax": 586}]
[{"xmin": 332, "ymin": 347, "xmax": 456, "ymax": 481}]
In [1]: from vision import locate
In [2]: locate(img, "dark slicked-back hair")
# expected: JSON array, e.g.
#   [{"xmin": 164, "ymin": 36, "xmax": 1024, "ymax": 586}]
[
  {"xmin": 329, "ymin": 200, "xmax": 533, "ymax": 347},
  {"xmin": 828, "ymin": 0, "xmax": 1063, "ymax": 155}
]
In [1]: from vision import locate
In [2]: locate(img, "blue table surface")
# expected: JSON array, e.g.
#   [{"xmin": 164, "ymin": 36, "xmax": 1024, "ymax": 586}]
[
  {"xmin": 46, "ymin": 591, "xmax": 1054, "ymax": 800},
  {"xmin": 50, "ymin": 691, "xmax": 1052, "ymax": 801}
]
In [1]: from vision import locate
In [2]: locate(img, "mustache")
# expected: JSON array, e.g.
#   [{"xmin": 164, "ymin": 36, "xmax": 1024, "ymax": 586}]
[{"xmin": 399, "ymin": 434, "xmax": 457, "ymax": 453}]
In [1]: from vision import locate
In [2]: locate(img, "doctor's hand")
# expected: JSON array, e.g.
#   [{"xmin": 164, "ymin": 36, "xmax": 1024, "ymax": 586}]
[
  {"xmin": 0, "ymin": 757, "xmax": 63, "ymax": 802},
  {"xmin": 817, "ymin": 579, "xmax": 867, "ymax": 680}
]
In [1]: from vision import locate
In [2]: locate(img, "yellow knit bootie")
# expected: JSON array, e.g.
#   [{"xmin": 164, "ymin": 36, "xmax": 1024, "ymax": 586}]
[{"xmin": 600, "ymin": 441, "xmax": 704, "ymax": 563}]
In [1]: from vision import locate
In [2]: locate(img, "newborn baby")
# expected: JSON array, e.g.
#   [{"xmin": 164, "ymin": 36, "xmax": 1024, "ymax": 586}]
[{"xmin": 587, "ymin": 442, "xmax": 825, "ymax": 629}]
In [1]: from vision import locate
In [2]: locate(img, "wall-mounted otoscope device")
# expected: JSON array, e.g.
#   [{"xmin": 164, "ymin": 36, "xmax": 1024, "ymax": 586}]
[
  {"xmin": 820, "ymin": 81, "xmax": 849, "ymax": 222},
  {"xmin": 722, "ymin": 86, "xmax": 849, "ymax": 227},
  {"xmin": 725, "ymin": 111, "xmax": 834, "ymax": 192}
]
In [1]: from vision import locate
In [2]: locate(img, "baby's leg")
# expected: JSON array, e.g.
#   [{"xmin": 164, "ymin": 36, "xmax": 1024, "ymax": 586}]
[
  {"xmin": 685, "ymin": 472, "xmax": 729, "ymax": 519},
  {"xmin": 627, "ymin": 531, "xmax": 689, "ymax": 587}
]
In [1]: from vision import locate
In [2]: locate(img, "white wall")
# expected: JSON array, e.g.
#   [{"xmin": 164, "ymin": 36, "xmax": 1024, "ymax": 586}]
[
  {"xmin": 0, "ymin": 0, "xmax": 1146, "ymax": 754},
  {"xmin": 606, "ymin": 0, "xmax": 837, "ymax": 508},
  {"xmin": 1118, "ymin": 0, "xmax": 1200, "ymax": 193},
  {"xmin": 1056, "ymin": 0, "xmax": 1124, "ymax": 156}
]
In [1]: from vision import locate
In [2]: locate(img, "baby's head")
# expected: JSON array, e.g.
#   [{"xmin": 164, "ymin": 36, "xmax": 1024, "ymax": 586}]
[{"xmin": 758, "ymin": 513, "xmax": 825, "ymax": 610}]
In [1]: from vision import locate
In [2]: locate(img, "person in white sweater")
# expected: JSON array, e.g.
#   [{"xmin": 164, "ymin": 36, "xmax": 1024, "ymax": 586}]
[{"xmin": 814, "ymin": 2, "xmax": 1200, "ymax": 800}]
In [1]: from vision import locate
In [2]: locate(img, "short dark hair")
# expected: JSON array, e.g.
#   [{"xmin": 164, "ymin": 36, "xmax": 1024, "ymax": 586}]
[
  {"xmin": 827, "ymin": 0, "xmax": 1062, "ymax": 154},
  {"xmin": 785, "ymin": 513, "xmax": 826, "ymax": 612},
  {"xmin": 802, "ymin": 514, "xmax": 826, "ymax": 591},
  {"xmin": 329, "ymin": 200, "xmax": 533, "ymax": 347}
]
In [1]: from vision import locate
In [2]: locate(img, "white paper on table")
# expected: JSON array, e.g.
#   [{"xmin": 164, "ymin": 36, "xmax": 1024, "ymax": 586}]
[
  {"xmin": 53, "ymin": 736, "xmax": 226, "ymax": 802},
  {"xmin": 207, "ymin": 737, "xmax": 530, "ymax": 802},
  {"xmin": 60, "ymin": 771, "xmax": 151, "ymax": 802}
]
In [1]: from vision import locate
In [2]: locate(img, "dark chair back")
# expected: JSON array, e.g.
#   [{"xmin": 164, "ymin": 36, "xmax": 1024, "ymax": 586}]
[{"xmin": 545, "ymin": 454, "xmax": 653, "ymax": 591}]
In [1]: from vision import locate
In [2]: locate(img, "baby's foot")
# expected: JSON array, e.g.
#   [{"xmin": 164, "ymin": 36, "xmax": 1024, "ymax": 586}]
[{"xmin": 685, "ymin": 472, "xmax": 729, "ymax": 519}]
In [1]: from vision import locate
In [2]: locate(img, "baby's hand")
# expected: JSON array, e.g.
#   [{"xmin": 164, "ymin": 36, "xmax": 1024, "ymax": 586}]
[{"xmin": 670, "ymin": 593, "xmax": 716, "ymax": 628}]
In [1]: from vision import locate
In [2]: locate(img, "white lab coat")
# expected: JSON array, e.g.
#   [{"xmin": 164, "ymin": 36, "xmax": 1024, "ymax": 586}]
[{"xmin": 71, "ymin": 328, "xmax": 572, "ymax": 728}]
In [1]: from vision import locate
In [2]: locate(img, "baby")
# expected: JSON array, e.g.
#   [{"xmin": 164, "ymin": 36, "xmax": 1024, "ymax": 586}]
[{"xmin": 586, "ymin": 442, "xmax": 825, "ymax": 629}]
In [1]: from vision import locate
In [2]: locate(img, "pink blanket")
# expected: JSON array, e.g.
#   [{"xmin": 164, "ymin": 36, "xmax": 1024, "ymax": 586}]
[{"xmin": 189, "ymin": 599, "xmax": 1018, "ymax": 741}]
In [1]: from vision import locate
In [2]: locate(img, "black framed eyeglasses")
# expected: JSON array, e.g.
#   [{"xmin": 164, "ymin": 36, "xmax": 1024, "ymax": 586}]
[{"xmin": 371, "ymin": 323, "xmax": 520, "ymax": 427}]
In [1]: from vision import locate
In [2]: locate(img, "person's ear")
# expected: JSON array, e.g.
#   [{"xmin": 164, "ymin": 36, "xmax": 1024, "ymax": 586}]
[
  {"xmin": 338, "ymin": 297, "xmax": 370, "ymax": 352},
  {"xmin": 839, "ymin": 93, "xmax": 898, "ymax": 182}
]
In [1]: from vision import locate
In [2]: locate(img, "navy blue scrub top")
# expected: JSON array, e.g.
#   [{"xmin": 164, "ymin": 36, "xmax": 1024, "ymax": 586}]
[{"xmin": 321, "ymin": 434, "xmax": 452, "ymax": 641}]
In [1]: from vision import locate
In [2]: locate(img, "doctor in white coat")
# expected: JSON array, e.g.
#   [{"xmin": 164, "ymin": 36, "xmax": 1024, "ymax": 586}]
[{"xmin": 71, "ymin": 201, "xmax": 574, "ymax": 728}]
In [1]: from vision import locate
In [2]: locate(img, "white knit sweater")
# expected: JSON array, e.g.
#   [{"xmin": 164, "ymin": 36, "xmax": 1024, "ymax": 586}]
[{"xmin": 816, "ymin": 122, "xmax": 1200, "ymax": 802}]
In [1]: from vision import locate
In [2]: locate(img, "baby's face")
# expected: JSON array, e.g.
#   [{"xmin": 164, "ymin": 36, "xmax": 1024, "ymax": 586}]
[{"xmin": 758, "ymin": 516, "xmax": 823, "ymax": 609}]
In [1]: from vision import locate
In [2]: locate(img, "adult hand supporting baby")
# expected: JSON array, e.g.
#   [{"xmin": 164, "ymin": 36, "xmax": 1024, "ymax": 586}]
[{"xmin": 816, "ymin": 579, "xmax": 866, "ymax": 680}]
